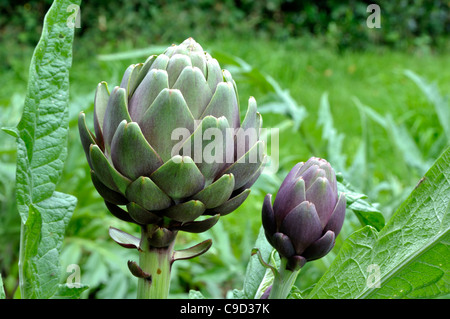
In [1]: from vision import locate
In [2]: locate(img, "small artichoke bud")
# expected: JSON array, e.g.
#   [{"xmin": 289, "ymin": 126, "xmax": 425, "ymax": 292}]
[{"xmin": 262, "ymin": 157, "xmax": 346, "ymax": 271}]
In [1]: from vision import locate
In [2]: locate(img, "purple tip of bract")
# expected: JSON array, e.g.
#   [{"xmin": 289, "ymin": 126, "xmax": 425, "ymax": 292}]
[
  {"xmin": 273, "ymin": 177, "xmax": 306, "ymax": 227},
  {"xmin": 280, "ymin": 162, "xmax": 304, "ymax": 186},
  {"xmin": 305, "ymin": 176, "xmax": 337, "ymax": 228},
  {"xmin": 302, "ymin": 230, "xmax": 335, "ymax": 261},
  {"xmin": 297, "ymin": 157, "xmax": 324, "ymax": 176},
  {"xmin": 261, "ymin": 193, "xmax": 276, "ymax": 235},
  {"xmin": 324, "ymin": 192, "xmax": 346, "ymax": 236},
  {"xmin": 272, "ymin": 232, "xmax": 295, "ymax": 259},
  {"xmin": 260, "ymin": 286, "xmax": 272, "ymax": 299},
  {"xmin": 279, "ymin": 201, "xmax": 322, "ymax": 255},
  {"xmin": 286, "ymin": 255, "xmax": 306, "ymax": 271}
]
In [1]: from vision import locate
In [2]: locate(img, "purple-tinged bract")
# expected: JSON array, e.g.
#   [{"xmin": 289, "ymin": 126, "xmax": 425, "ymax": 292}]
[{"xmin": 262, "ymin": 157, "xmax": 346, "ymax": 270}]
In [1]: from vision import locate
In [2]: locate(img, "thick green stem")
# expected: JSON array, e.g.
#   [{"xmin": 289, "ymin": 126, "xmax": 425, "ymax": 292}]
[
  {"xmin": 269, "ymin": 258, "xmax": 300, "ymax": 299},
  {"xmin": 137, "ymin": 227, "xmax": 175, "ymax": 299}
]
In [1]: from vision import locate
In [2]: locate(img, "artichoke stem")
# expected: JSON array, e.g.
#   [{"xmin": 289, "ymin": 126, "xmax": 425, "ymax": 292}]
[
  {"xmin": 137, "ymin": 226, "xmax": 175, "ymax": 299},
  {"xmin": 268, "ymin": 258, "xmax": 300, "ymax": 299}
]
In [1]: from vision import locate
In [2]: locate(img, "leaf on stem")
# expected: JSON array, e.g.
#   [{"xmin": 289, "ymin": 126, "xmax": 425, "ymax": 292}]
[
  {"xmin": 109, "ymin": 227, "xmax": 141, "ymax": 250},
  {"xmin": 172, "ymin": 239, "xmax": 213, "ymax": 263}
]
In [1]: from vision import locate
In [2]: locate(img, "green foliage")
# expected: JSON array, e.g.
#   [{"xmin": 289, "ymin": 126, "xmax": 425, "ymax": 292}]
[
  {"xmin": 2, "ymin": 0, "xmax": 87, "ymax": 299},
  {"xmin": 0, "ymin": 0, "xmax": 448, "ymax": 69},
  {"xmin": 0, "ymin": 270, "xmax": 5, "ymax": 299}
]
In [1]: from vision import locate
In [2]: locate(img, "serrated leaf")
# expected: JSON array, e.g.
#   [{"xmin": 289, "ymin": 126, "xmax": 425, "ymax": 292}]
[
  {"xmin": 13, "ymin": 0, "xmax": 84, "ymax": 299},
  {"xmin": 308, "ymin": 146, "xmax": 450, "ymax": 299},
  {"xmin": 20, "ymin": 192, "xmax": 81, "ymax": 298}
]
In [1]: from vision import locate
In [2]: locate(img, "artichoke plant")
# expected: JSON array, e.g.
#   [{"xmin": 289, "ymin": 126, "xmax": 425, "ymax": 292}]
[
  {"xmin": 78, "ymin": 38, "xmax": 264, "ymax": 298},
  {"xmin": 261, "ymin": 157, "xmax": 346, "ymax": 298}
]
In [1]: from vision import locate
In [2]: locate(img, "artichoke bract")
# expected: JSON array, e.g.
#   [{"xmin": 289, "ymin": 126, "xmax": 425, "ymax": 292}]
[
  {"xmin": 78, "ymin": 38, "xmax": 264, "ymax": 248},
  {"xmin": 262, "ymin": 157, "xmax": 346, "ymax": 271}
]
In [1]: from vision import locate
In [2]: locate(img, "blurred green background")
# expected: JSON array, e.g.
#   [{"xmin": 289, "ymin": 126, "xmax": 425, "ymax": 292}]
[{"xmin": 0, "ymin": 0, "xmax": 449, "ymax": 298}]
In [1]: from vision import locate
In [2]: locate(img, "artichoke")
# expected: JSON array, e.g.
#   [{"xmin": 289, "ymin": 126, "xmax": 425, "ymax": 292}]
[
  {"xmin": 262, "ymin": 157, "xmax": 346, "ymax": 271},
  {"xmin": 78, "ymin": 38, "xmax": 264, "ymax": 248}
]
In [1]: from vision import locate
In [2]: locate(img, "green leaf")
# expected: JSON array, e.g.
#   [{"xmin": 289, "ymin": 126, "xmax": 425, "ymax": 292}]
[
  {"xmin": 241, "ymin": 226, "xmax": 274, "ymax": 299},
  {"xmin": 0, "ymin": 272, "xmax": 5, "ymax": 299},
  {"xmin": 172, "ymin": 239, "xmax": 213, "ymax": 262},
  {"xmin": 20, "ymin": 192, "xmax": 83, "ymax": 298},
  {"xmin": 109, "ymin": 227, "xmax": 141, "ymax": 250},
  {"xmin": 13, "ymin": 0, "xmax": 85, "ymax": 299},
  {"xmin": 317, "ymin": 92, "xmax": 346, "ymax": 172},
  {"xmin": 404, "ymin": 70, "xmax": 450, "ymax": 141},
  {"xmin": 231, "ymin": 289, "xmax": 245, "ymax": 299},
  {"xmin": 15, "ymin": 0, "xmax": 80, "ymax": 220},
  {"xmin": 308, "ymin": 146, "xmax": 450, "ymax": 299},
  {"xmin": 189, "ymin": 290, "xmax": 206, "ymax": 299},
  {"xmin": 51, "ymin": 283, "xmax": 89, "ymax": 299},
  {"xmin": 337, "ymin": 174, "xmax": 385, "ymax": 231}
]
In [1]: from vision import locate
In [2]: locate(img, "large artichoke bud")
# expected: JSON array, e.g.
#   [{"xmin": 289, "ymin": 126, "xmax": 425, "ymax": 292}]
[
  {"xmin": 262, "ymin": 157, "xmax": 346, "ymax": 271},
  {"xmin": 78, "ymin": 38, "xmax": 264, "ymax": 248}
]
